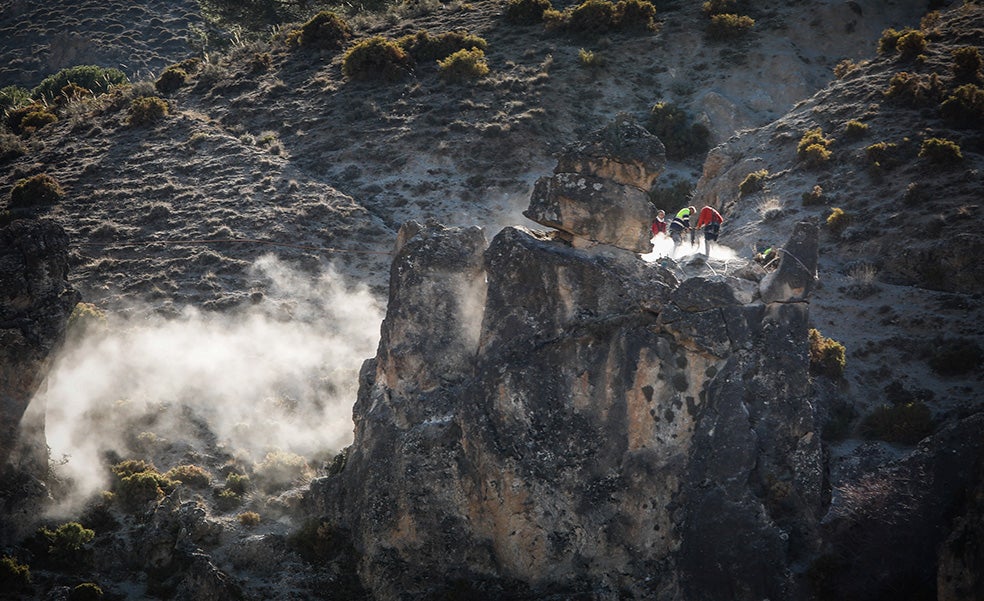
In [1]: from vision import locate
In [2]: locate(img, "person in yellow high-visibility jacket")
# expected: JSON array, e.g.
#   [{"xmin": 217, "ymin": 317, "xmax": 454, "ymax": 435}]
[{"xmin": 668, "ymin": 206, "xmax": 695, "ymax": 248}]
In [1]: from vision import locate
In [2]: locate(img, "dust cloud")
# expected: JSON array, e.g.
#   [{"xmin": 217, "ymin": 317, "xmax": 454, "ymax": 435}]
[
  {"xmin": 37, "ymin": 255, "xmax": 383, "ymax": 511},
  {"xmin": 641, "ymin": 233, "xmax": 740, "ymax": 263}
]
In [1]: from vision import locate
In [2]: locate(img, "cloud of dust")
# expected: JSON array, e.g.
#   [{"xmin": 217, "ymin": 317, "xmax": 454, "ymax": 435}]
[
  {"xmin": 641, "ymin": 233, "xmax": 739, "ymax": 263},
  {"xmin": 37, "ymin": 255, "xmax": 383, "ymax": 513}
]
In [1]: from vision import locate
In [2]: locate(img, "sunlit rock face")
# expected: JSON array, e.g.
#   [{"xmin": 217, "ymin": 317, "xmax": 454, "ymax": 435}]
[
  {"xmin": 0, "ymin": 218, "xmax": 78, "ymax": 473},
  {"xmin": 311, "ymin": 219, "xmax": 826, "ymax": 600}
]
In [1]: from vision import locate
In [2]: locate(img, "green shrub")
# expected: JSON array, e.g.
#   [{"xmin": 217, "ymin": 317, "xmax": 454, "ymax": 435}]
[
  {"xmin": 342, "ymin": 36, "xmax": 411, "ymax": 81},
  {"xmin": 69, "ymin": 582, "xmax": 104, "ymax": 601},
  {"xmin": 567, "ymin": 0, "xmax": 620, "ymax": 36},
  {"xmin": 110, "ymin": 459, "xmax": 154, "ymax": 478},
  {"xmin": 646, "ymin": 102, "xmax": 710, "ymax": 159},
  {"xmin": 237, "ymin": 511, "xmax": 261, "ymax": 527},
  {"xmin": 738, "ymin": 169, "xmax": 768, "ymax": 195},
  {"xmin": 864, "ymin": 141, "xmax": 900, "ymax": 169},
  {"xmin": 0, "ymin": 555, "xmax": 31, "ymax": 591},
  {"xmin": 9, "ymin": 173, "xmax": 64, "ymax": 208},
  {"xmin": 940, "ymin": 83, "xmax": 984, "ymax": 128},
  {"xmin": 928, "ymin": 337, "xmax": 982, "ymax": 375},
  {"xmin": 504, "ymin": 0, "xmax": 553, "ymax": 24},
  {"xmin": 825, "ymin": 207, "xmax": 850, "ymax": 237},
  {"xmin": 0, "ymin": 85, "xmax": 31, "ymax": 115},
  {"xmin": 809, "ymin": 328, "xmax": 846, "ymax": 378},
  {"xmin": 155, "ymin": 66, "xmax": 187, "ymax": 94},
  {"xmin": 39, "ymin": 522, "xmax": 95, "ymax": 556},
  {"xmin": 292, "ymin": 11, "xmax": 352, "ymax": 51},
  {"xmin": 615, "ymin": 0, "xmax": 657, "ymax": 31},
  {"xmin": 32, "ymin": 65, "xmax": 127, "ymax": 102},
  {"xmin": 860, "ymin": 401, "xmax": 935, "ymax": 444},
  {"xmin": 883, "ymin": 71, "xmax": 943, "ymax": 107},
  {"xmin": 164, "ymin": 464, "xmax": 212, "ymax": 488},
  {"xmin": 843, "ymin": 119, "xmax": 868, "ymax": 140},
  {"xmin": 127, "ymin": 96, "xmax": 168, "ymax": 126},
  {"xmin": 919, "ymin": 137, "xmax": 962, "ymax": 163},
  {"xmin": 396, "ymin": 30, "xmax": 487, "ymax": 63},
  {"xmin": 896, "ymin": 29, "xmax": 927, "ymax": 60},
  {"xmin": 438, "ymin": 48, "xmax": 490, "ymax": 82},
  {"xmin": 116, "ymin": 471, "xmax": 175, "ymax": 510},
  {"xmin": 797, "ymin": 128, "xmax": 832, "ymax": 166},
  {"xmin": 707, "ymin": 13, "xmax": 754, "ymax": 40},
  {"xmin": 952, "ymin": 46, "xmax": 983, "ymax": 82},
  {"xmin": 216, "ymin": 488, "xmax": 243, "ymax": 510},
  {"xmin": 225, "ymin": 472, "xmax": 251, "ymax": 495}
]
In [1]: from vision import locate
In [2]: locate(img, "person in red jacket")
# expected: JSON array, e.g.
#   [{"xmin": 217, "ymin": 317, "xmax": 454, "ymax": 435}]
[
  {"xmin": 651, "ymin": 209, "xmax": 667, "ymax": 237},
  {"xmin": 695, "ymin": 205, "xmax": 724, "ymax": 255}
]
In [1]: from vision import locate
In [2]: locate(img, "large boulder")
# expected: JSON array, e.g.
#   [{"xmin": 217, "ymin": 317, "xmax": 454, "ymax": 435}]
[
  {"xmin": 759, "ymin": 220, "xmax": 819, "ymax": 303},
  {"xmin": 554, "ymin": 116, "xmax": 667, "ymax": 190}
]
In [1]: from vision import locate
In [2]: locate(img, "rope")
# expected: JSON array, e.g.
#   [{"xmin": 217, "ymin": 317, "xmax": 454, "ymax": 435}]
[
  {"xmin": 75, "ymin": 237, "xmax": 394, "ymax": 256},
  {"xmin": 774, "ymin": 246, "xmax": 818, "ymax": 281}
]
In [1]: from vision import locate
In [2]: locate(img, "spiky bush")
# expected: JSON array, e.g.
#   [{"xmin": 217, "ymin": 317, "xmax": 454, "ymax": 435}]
[
  {"xmin": 738, "ymin": 169, "xmax": 768, "ymax": 195},
  {"xmin": 9, "ymin": 173, "xmax": 64, "ymax": 208},
  {"xmin": 164, "ymin": 464, "xmax": 212, "ymax": 488},
  {"xmin": 808, "ymin": 328, "xmax": 846, "ymax": 378},
  {"xmin": 0, "ymin": 555, "xmax": 31, "ymax": 592},
  {"xmin": 438, "ymin": 48, "xmax": 490, "ymax": 82},
  {"xmin": 69, "ymin": 582, "xmax": 104, "ymax": 601},
  {"xmin": 860, "ymin": 401, "xmax": 935, "ymax": 444},
  {"xmin": 940, "ymin": 83, "xmax": 984, "ymax": 128},
  {"xmin": 843, "ymin": 119, "xmax": 868, "ymax": 140},
  {"xmin": 342, "ymin": 36, "xmax": 411, "ymax": 81},
  {"xmin": 396, "ymin": 30, "xmax": 487, "ymax": 63},
  {"xmin": 646, "ymin": 102, "xmax": 710, "ymax": 159},
  {"xmin": 896, "ymin": 29, "xmax": 927, "ymax": 60},
  {"xmin": 292, "ymin": 11, "xmax": 352, "ymax": 51},
  {"xmin": 919, "ymin": 137, "xmax": 963, "ymax": 164},
  {"xmin": 707, "ymin": 13, "xmax": 754, "ymax": 40},
  {"xmin": 952, "ymin": 46, "xmax": 983, "ymax": 82},
  {"xmin": 825, "ymin": 207, "xmax": 850, "ymax": 237},
  {"xmin": 504, "ymin": 0, "xmax": 553, "ymax": 24},
  {"xmin": 32, "ymin": 65, "xmax": 127, "ymax": 102},
  {"xmin": 797, "ymin": 128, "xmax": 832, "ymax": 166},
  {"xmin": 127, "ymin": 96, "xmax": 168, "ymax": 126},
  {"xmin": 155, "ymin": 66, "xmax": 187, "ymax": 94}
]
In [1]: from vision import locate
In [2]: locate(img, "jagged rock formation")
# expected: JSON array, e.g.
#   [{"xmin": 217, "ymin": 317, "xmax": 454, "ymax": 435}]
[
  {"xmin": 524, "ymin": 118, "xmax": 664, "ymax": 254},
  {"xmin": 309, "ymin": 213, "xmax": 824, "ymax": 599}
]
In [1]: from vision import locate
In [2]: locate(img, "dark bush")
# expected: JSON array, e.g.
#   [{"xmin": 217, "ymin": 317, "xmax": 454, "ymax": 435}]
[
  {"xmin": 69, "ymin": 582, "xmax": 104, "ymax": 601},
  {"xmin": 801, "ymin": 184, "xmax": 824, "ymax": 206},
  {"xmin": 32, "ymin": 65, "xmax": 127, "ymax": 102},
  {"xmin": 864, "ymin": 141, "xmax": 901, "ymax": 169},
  {"xmin": 615, "ymin": 0, "xmax": 657, "ymax": 31},
  {"xmin": 567, "ymin": 0, "xmax": 620, "ymax": 36},
  {"xmin": 9, "ymin": 174, "xmax": 64, "ymax": 208},
  {"xmin": 504, "ymin": 0, "xmax": 553, "ymax": 24},
  {"xmin": 896, "ymin": 29, "xmax": 927, "ymax": 60},
  {"xmin": 111, "ymin": 460, "xmax": 176, "ymax": 511},
  {"xmin": 707, "ymin": 13, "xmax": 754, "ymax": 40},
  {"xmin": 702, "ymin": 0, "xmax": 737, "ymax": 15},
  {"xmin": 55, "ymin": 83, "xmax": 92, "ymax": 105},
  {"xmin": 18, "ymin": 110, "xmax": 57, "ymax": 133},
  {"xmin": 0, "ymin": 555, "xmax": 31, "ymax": 591},
  {"xmin": 928, "ymin": 337, "xmax": 982, "ymax": 375},
  {"xmin": 0, "ymin": 131, "xmax": 26, "ymax": 164},
  {"xmin": 919, "ymin": 137, "xmax": 962, "ymax": 164},
  {"xmin": 738, "ymin": 169, "xmax": 768, "ymax": 195},
  {"xmin": 249, "ymin": 52, "xmax": 273, "ymax": 73},
  {"xmin": 39, "ymin": 522, "xmax": 95, "ymax": 559},
  {"xmin": 127, "ymin": 96, "xmax": 168, "ymax": 126},
  {"xmin": 5, "ymin": 102, "xmax": 56, "ymax": 135},
  {"xmin": 860, "ymin": 401, "xmax": 935, "ymax": 444},
  {"xmin": 843, "ymin": 119, "xmax": 868, "ymax": 140},
  {"xmin": 797, "ymin": 128, "xmax": 832, "ymax": 166},
  {"xmin": 952, "ymin": 46, "xmax": 983, "ymax": 82},
  {"xmin": 438, "ymin": 48, "xmax": 490, "ymax": 82},
  {"xmin": 293, "ymin": 11, "xmax": 352, "ymax": 51},
  {"xmin": 877, "ymin": 27, "xmax": 910, "ymax": 55},
  {"xmin": 883, "ymin": 71, "xmax": 943, "ymax": 107},
  {"xmin": 646, "ymin": 102, "xmax": 710, "ymax": 159},
  {"xmin": 155, "ymin": 66, "xmax": 187, "ymax": 94},
  {"xmin": 342, "ymin": 37, "xmax": 411, "ymax": 81},
  {"xmin": 809, "ymin": 328, "xmax": 845, "ymax": 378},
  {"xmin": 224, "ymin": 472, "xmax": 251, "ymax": 495},
  {"xmin": 396, "ymin": 30, "xmax": 488, "ymax": 63},
  {"xmin": 940, "ymin": 83, "xmax": 984, "ymax": 128}
]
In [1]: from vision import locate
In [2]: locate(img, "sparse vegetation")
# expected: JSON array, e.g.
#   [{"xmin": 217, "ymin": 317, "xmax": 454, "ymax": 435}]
[
  {"xmin": 919, "ymin": 137, "xmax": 963, "ymax": 164},
  {"xmin": 833, "ymin": 59, "xmax": 861, "ymax": 79},
  {"xmin": 797, "ymin": 128, "xmax": 832, "ymax": 166},
  {"xmin": 31, "ymin": 65, "xmax": 127, "ymax": 102},
  {"xmin": 809, "ymin": 328, "xmax": 846, "ymax": 378},
  {"xmin": 864, "ymin": 141, "xmax": 901, "ymax": 169},
  {"xmin": 825, "ymin": 207, "xmax": 850, "ymax": 237},
  {"xmin": 504, "ymin": 0, "xmax": 553, "ymax": 24},
  {"xmin": 0, "ymin": 85, "xmax": 31, "ymax": 115},
  {"xmin": 860, "ymin": 401, "xmax": 935, "ymax": 444},
  {"xmin": 127, "ymin": 96, "xmax": 169, "ymax": 126},
  {"xmin": 578, "ymin": 48, "xmax": 603, "ymax": 68},
  {"xmin": 9, "ymin": 173, "xmax": 64, "ymax": 208},
  {"xmin": 707, "ymin": 13, "xmax": 755, "ymax": 40},
  {"xmin": 67, "ymin": 302, "xmax": 107, "ymax": 337},
  {"xmin": 895, "ymin": 29, "xmax": 927, "ymax": 60},
  {"xmin": 5, "ymin": 103, "xmax": 57, "ymax": 135},
  {"xmin": 646, "ymin": 102, "xmax": 710, "ymax": 159},
  {"xmin": 801, "ymin": 184, "xmax": 824, "ymax": 205},
  {"xmin": 289, "ymin": 518, "xmax": 339, "ymax": 562},
  {"xmin": 342, "ymin": 36, "xmax": 411, "ymax": 81},
  {"xmin": 545, "ymin": 0, "xmax": 657, "ymax": 35},
  {"xmin": 253, "ymin": 450, "xmax": 314, "ymax": 493},
  {"xmin": 438, "ymin": 48, "xmax": 490, "ymax": 82},
  {"xmin": 701, "ymin": 0, "xmax": 736, "ymax": 15},
  {"xmin": 649, "ymin": 178, "xmax": 694, "ymax": 211},
  {"xmin": 155, "ymin": 66, "xmax": 188, "ymax": 94},
  {"xmin": 738, "ymin": 169, "xmax": 768, "ymax": 195}
]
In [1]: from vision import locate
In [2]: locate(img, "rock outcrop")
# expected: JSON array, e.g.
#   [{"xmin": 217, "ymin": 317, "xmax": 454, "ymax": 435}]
[
  {"xmin": 524, "ymin": 118, "xmax": 664, "ymax": 254},
  {"xmin": 309, "ymin": 218, "xmax": 824, "ymax": 599}
]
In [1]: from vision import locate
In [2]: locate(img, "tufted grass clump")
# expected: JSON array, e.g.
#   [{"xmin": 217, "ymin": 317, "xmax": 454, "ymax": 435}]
[
  {"xmin": 808, "ymin": 328, "xmax": 846, "ymax": 378},
  {"xmin": 825, "ymin": 207, "xmax": 850, "ymax": 237},
  {"xmin": 952, "ymin": 46, "xmax": 983, "ymax": 83},
  {"xmin": 164, "ymin": 464, "xmax": 213, "ymax": 488},
  {"xmin": 155, "ymin": 66, "xmax": 187, "ymax": 94},
  {"xmin": 797, "ymin": 128, "xmax": 832, "ymax": 166},
  {"xmin": 69, "ymin": 582, "xmax": 104, "ymax": 601},
  {"xmin": 860, "ymin": 401, "xmax": 935, "ymax": 445},
  {"xmin": 646, "ymin": 102, "xmax": 710, "ymax": 159},
  {"xmin": 127, "ymin": 96, "xmax": 168, "ymax": 126},
  {"xmin": 504, "ymin": 0, "xmax": 553, "ymax": 24},
  {"xmin": 438, "ymin": 48, "xmax": 490, "ymax": 82},
  {"xmin": 0, "ymin": 555, "xmax": 31, "ymax": 591},
  {"xmin": 289, "ymin": 11, "xmax": 352, "ymax": 51},
  {"xmin": 32, "ymin": 65, "xmax": 127, "ymax": 102},
  {"xmin": 9, "ymin": 173, "xmax": 64, "ymax": 208},
  {"xmin": 738, "ymin": 169, "xmax": 768, "ymax": 195},
  {"xmin": 707, "ymin": 13, "xmax": 754, "ymax": 40},
  {"xmin": 919, "ymin": 137, "xmax": 962, "ymax": 164},
  {"xmin": 342, "ymin": 37, "xmax": 411, "ymax": 81},
  {"xmin": 843, "ymin": 119, "xmax": 868, "ymax": 140},
  {"xmin": 396, "ymin": 30, "xmax": 487, "ymax": 63},
  {"xmin": 940, "ymin": 83, "xmax": 984, "ymax": 128}
]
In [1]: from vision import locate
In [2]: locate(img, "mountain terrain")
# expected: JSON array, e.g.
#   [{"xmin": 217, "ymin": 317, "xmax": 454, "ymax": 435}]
[{"xmin": 0, "ymin": 0, "xmax": 982, "ymax": 599}]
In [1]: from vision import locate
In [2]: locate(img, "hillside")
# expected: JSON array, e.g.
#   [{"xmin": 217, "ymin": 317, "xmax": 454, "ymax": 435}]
[{"xmin": 1, "ymin": 0, "xmax": 982, "ymax": 599}]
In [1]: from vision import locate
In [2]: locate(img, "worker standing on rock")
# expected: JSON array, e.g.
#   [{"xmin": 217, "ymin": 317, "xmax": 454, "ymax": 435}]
[
  {"xmin": 652, "ymin": 209, "xmax": 668, "ymax": 237},
  {"xmin": 696, "ymin": 205, "xmax": 724, "ymax": 256},
  {"xmin": 669, "ymin": 206, "xmax": 695, "ymax": 249}
]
